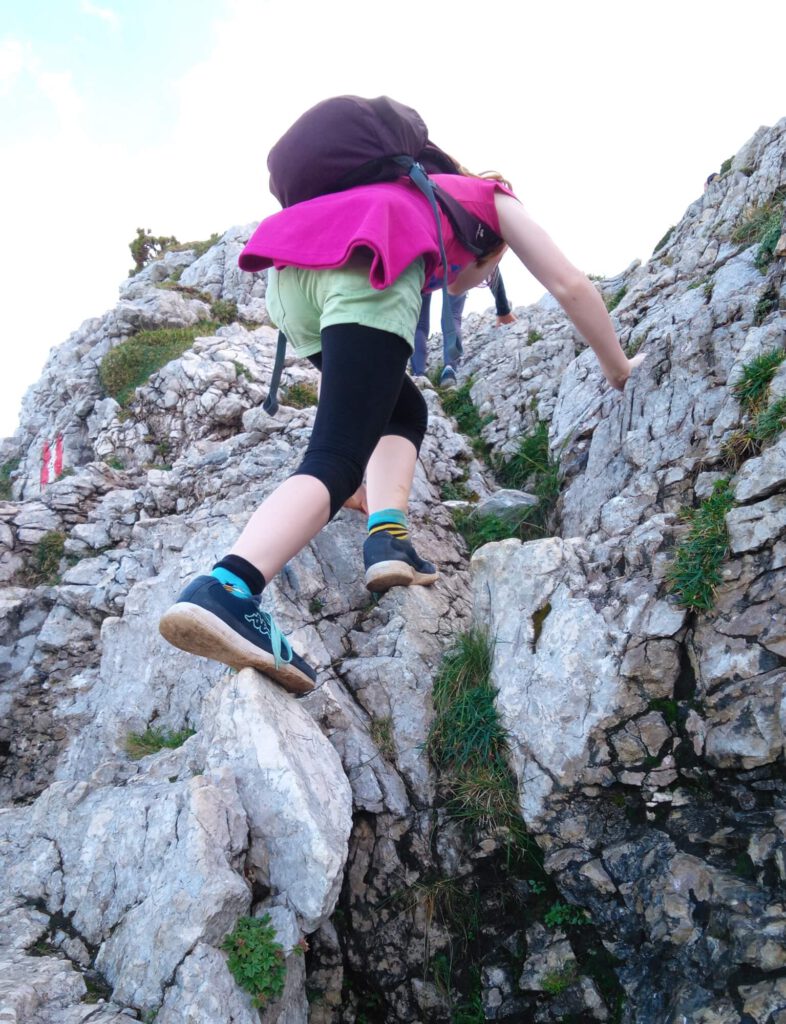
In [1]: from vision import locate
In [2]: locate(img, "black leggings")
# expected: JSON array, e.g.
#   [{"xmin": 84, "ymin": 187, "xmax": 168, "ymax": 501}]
[{"xmin": 294, "ymin": 324, "xmax": 428, "ymax": 519}]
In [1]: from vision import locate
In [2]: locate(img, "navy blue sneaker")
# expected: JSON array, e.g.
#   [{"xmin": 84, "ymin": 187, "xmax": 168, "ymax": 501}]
[
  {"xmin": 159, "ymin": 575, "xmax": 316, "ymax": 694},
  {"xmin": 440, "ymin": 365, "xmax": 457, "ymax": 389},
  {"xmin": 363, "ymin": 532, "xmax": 439, "ymax": 593}
]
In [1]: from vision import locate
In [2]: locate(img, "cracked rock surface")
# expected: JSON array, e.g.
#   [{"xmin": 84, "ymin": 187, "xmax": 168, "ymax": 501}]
[{"xmin": 1, "ymin": 118, "xmax": 786, "ymax": 1022}]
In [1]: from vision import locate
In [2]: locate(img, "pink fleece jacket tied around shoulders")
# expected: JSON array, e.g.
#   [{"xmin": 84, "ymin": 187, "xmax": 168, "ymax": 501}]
[{"xmin": 238, "ymin": 174, "xmax": 512, "ymax": 293}]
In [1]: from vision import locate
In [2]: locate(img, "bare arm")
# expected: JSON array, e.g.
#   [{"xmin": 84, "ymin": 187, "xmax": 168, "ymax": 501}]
[{"xmin": 495, "ymin": 192, "xmax": 640, "ymax": 390}]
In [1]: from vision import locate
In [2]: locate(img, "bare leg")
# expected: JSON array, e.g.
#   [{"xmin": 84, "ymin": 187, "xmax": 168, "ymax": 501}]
[
  {"xmin": 230, "ymin": 474, "xmax": 330, "ymax": 582},
  {"xmin": 365, "ymin": 434, "xmax": 418, "ymax": 515}
]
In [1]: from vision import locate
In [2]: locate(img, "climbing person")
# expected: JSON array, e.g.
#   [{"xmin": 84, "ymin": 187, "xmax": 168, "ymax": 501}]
[
  {"xmin": 413, "ymin": 267, "xmax": 517, "ymax": 385},
  {"xmin": 158, "ymin": 95, "xmax": 644, "ymax": 695}
]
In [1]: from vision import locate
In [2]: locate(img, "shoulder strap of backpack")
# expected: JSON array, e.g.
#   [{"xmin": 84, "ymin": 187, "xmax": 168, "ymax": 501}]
[
  {"xmin": 263, "ymin": 330, "xmax": 287, "ymax": 415},
  {"xmin": 398, "ymin": 159, "xmax": 461, "ymax": 365}
]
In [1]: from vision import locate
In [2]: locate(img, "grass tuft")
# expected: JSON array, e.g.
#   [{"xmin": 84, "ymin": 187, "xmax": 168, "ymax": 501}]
[
  {"xmin": 752, "ymin": 396, "xmax": 786, "ymax": 443},
  {"xmin": 542, "ymin": 963, "xmax": 579, "ymax": 995},
  {"xmin": 753, "ymin": 287, "xmax": 779, "ymax": 326},
  {"xmin": 652, "ymin": 226, "xmax": 676, "ymax": 254},
  {"xmin": 731, "ymin": 192, "xmax": 785, "ymax": 271},
  {"xmin": 26, "ymin": 531, "xmax": 67, "ymax": 586},
  {"xmin": 211, "ymin": 298, "xmax": 239, "ymax": 324},
  {"xmin": 494, "ymin": 421, "xmax": 558, "ymax": 501},
  {"xmin": 370, "ymin": 716, "xmax": 396, "ymax": 760},
  {"xmin": 732, "ymin": 348, "xmax": 785, "ymax": 412},
  {"xmin": 100, "ymin": 322, "xmax": 218, "ymax": 406},
  {"xmin": 0, "ymin": 458, "xmax": 20, "ymax": 500},
  {"xmin": 426, "ymin": 629, "xmax": 527, "ymax": 834},
  {"xmin": 281, "ymin": 381, "xmax": 318, "ymax": 408},
  {"xmin": 604, "ymin": 286, "xmax": 627, "ymax": 312},
  {"xmin": 666, "ymin": 480, "xmax": 734, "ymax": 611},
  {"xmin": 125, "ymin": 727, "xmax": 196, "ymax": 760},
  {"xmin": 439, "ymin": 379, "xmax": 494, "ymax": 460},
  {"xmin": 451, "ymin": 422, "xmax": 560, "ymax": 555}
]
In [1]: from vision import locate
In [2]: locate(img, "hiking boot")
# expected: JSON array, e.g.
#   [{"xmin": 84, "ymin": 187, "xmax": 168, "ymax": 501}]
[
  {"xmin": 439, "ymin": 365, "xmax": 457, "ymax": 389},
  {"xmin": 158, "ymin": 575, "xmax": 316, "ymax": 694},
  {"xmin": 363, "ymin": 532, "xmax": 439, "ymax": 593}
]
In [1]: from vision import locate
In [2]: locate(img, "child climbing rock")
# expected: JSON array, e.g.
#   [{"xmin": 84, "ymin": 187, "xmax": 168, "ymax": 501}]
[{"xmin": 159, "ymin": 96, "xmax": 643, "ymax": 694}]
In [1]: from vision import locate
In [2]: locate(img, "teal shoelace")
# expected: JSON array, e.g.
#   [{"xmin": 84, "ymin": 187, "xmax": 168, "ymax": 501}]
[{"xmin": 243, "ymin": 607, "xmax": 294, "ymax": 669}]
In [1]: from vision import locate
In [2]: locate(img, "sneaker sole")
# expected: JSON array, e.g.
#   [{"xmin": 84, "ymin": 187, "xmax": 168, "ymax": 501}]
[
  {"xmin": 364, "ymin": 559, "xmax": 439, "ymax": 593},
  {"xmin": 158, "ymin": 603, "xmax": 316, "ymax": 695}
]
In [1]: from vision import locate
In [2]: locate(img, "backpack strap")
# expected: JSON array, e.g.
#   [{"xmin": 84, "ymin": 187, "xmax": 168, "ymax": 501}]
[
  {"xmin": 397, "ymin": 158, "xmax": 461, "ymax": 365},
  {"xmin": 263, "ymin": 330, "xmax": 288, "ymax": 415}
]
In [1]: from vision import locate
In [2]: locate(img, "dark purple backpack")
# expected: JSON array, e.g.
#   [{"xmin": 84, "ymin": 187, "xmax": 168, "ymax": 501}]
[
  {"xmin": 262, "ymin": 96, "xmax": 502, "ymax": 413},
  {"xmin": 267, "ymin": 95, "xmax": 502, "ymax": 258}
]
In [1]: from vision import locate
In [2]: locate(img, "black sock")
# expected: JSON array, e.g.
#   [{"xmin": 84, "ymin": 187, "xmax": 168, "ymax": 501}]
[{"xmin": 212, "ymin": 554, "xmax": 266, "ymax": 596}]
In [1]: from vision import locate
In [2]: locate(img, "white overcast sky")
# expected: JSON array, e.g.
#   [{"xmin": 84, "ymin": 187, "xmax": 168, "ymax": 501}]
[{"xmin": 2, "ymin": 0, "xmax": 785, "ymax": 439}]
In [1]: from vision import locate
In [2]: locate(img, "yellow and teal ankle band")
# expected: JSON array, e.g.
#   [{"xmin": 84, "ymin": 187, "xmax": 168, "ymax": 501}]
[{"xmin": 367, "ymin": 509, "xmax": 409, "ymax": 541}]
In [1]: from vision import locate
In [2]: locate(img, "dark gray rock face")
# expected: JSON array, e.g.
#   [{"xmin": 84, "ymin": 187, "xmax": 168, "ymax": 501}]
[{"xmin": 1, "ymin": 120, "xmax": 785, "ymax": 1023}]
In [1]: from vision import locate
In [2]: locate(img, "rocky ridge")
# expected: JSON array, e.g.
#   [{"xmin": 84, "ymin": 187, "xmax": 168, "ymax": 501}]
[{"xmin": 0, "ymin": 119, "xmax": 785, "ymax": 1023}]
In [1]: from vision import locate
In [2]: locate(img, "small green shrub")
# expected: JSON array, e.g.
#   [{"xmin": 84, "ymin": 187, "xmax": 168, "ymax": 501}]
[
  {"xmin": 732, "ymin": 348, "xmax": 785, "ymax": 412},
  {"xmin": 719, "ymin": 157, "xmax": 733, "ymax": 176},
  {"xmin": 440, "ymin": 476, "xmax": 476, "ymax": 502},
  {"xmin": 99, "ymin": 321, "xmax": 218, "ymax": 406},
  {"xmin": 604, "ymin": 286, "xmax": 627, "ymax": 312},
  {"xmin": 221, "ymin": 914, "xmax": 287, "ymax": 1009},
  {"xmin": 125, "ymin": 727, "xmax": 196, "ymax": 760},
  {"xmin": 211, "ymin": 298, "xmax": 239, "ymax": 324},
  {"xmin": 652, "ymin": 226, "xmax": 676, "ymax": 254},
  {"xmin": 171, "ymin": 232, "xmax": 221, "ymax": 258},
  {"xmin": 106, "ymin": 457, "xmax": 125, "ymax": 471},
  {"xmin": 544, "ymin": 901, "xmax": 590, "ymax": 928},
  {"xmin": 129, "ymin": 228, "xmax": 179, "ymax": 276},
  {"xmin": 648, "ymin": 698, "xmax": 679, "ymax": 725},
  {"xmin": 26, "ymin": 531, "xmax": 66, "ymax": 586},
  {"xmin": 527, "ymin": 329, "xmax": 543, "ymax": 344},
  {"xmin": 666, "ymin": 480, "xmax": 734, "ymax": 611},
  {"xmin": 0, "ymin": 458, "xmax": 20, "ymax": 500},
  {"xmin": 281, "ymin": 381, "xmax": 318, "ymax": 408},
  {"xmin": 308, "ymin": 596, "xmax": 324, "ymax": 616}
]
